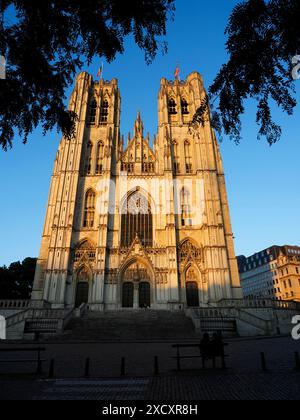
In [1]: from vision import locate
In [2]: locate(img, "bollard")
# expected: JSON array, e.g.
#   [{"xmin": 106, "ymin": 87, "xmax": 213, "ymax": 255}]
[
  {"xmin": 36, "ymin": 349, "xmax": 42, "ymax": 375},
  {"xmin": 84, "ymin": 358, "xmax": 90, "ymax": 378},
  {"xmin": 295, "ymin": 352, "xmax": 300, "ymax": 371},
  {"xmin": 176, "ymin": 347, "xmax": 181, "ymax": 372},
  {"xmin": 49, "ymin": 359, "xmax": 55, "ymax": 379},
  {"xmin": 212, "ymin": 357, "xmax": 216, "ymax": 369},
  {"xmin": 154, "ymin": 356, "xmax": 159, "ymax": 376},
  {"xmin": 260, "ymin": 352, "xmax": 267, "ymax": 372},
  {"xmin": 36, "ymin": 359, "xmax": 43, "ymax": 375},
  {"xmin": 121, "ymin": 357, "xmax": 126, "ymax": 377},
  {"xmin": 221, "ymin": 354, "xmax": 227, "ymax": 370}
]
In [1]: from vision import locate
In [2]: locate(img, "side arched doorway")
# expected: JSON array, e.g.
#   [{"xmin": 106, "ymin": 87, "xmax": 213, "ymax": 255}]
[
  {"xmin": 185, "ymin": 267, "xmax": 200, "ymax": 307},
  {"xmin": 75, "ymin": 268, "xmax": 90, "ymax": 308},
  {"xmin": 186, "ymin": 282, "xmax": 200, "ymax": 307}
]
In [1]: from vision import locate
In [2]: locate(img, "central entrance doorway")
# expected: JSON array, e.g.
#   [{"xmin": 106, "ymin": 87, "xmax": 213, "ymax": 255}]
[
  {"xmin": 121, "ymin": 261, "xmax": 152, "ymax": 308},
  {"xmin": 139, "ymin": 282, "xmax": 151, "ymax": 308},
  {"xmin": 121, "ymin": 281, "xmax": 151, "ymax": 308},
  {"xmin": 122, "ymin": 282, "xmax": 134, "ymax": 308},
  {"xmin": 75, "ymin": 282, "xmax": 89, "ymax": 308}
]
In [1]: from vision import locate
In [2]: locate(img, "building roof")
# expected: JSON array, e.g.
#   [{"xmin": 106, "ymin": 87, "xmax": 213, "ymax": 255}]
[{"xmin": 237, "ymin": 245, "xmax": 300, "ymax": 273}]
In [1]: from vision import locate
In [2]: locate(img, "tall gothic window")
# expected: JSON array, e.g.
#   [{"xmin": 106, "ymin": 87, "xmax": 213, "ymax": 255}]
[
  {"xmin": 184, "ymin": 141, "xmax": 192, "ymax": 174},
  {"xmin": 89, "ymin": 99, "xmax": 97, "ymax": 125},
  {"xmin": 173, "ymin": 141, "xmax": 178, "ymax": 158},
  {"xmin": 100, "ymin": 99, "xmax": 109, "ymax": 124},
  {"xmin": 121, "ymin": 192, "xmax": 153, "ymax": 248},
  {"xmin": 83, "ymin": 190, "xmax": 96, "ymax": 229},
  {"xmin": 96, "ymin": 141, "xmax": 104, "ymax": 175},
  {"xmin": 181, "ymin": 98, "xmax": 189, "ymax": 115},
  {"xmin": 181, "ymin": 187, "xmax": 192, "ymax": 227},
  {"xmin": 173, "ymin": 141, "xmax": 180, "ymax": 174},
  {"xmin": 168, "ymin": 98, "xmax": 177, "ymax": 115},
  {"xmin": 85, "ymin": 142, "xmax": 93, "ymax": 175}
]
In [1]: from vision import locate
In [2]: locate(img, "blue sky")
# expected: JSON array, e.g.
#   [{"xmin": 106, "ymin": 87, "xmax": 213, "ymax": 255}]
[{"xmin": 0, "ymin": 0, "xmax": 299, "ymax": 266}]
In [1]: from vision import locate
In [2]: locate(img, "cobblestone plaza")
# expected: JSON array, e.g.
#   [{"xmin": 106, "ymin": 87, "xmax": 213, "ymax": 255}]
[{"xmin": 0, "ymin": 336, "xmax": 300, "ymax": 400}]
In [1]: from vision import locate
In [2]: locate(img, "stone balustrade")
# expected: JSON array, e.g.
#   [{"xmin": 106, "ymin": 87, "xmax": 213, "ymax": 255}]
[
  {"xmin": 0, "ymin": 300, "xmax": 31, "ymax": 310},
  {"xmin": 217, "ymin": 298, "xmax": 300, "ymax": 311}
]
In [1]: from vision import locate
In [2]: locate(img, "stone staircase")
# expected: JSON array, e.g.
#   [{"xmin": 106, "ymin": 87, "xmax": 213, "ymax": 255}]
[{"xmin": 58, "ymin": 310, "xmax": 199, "ymax": 342}]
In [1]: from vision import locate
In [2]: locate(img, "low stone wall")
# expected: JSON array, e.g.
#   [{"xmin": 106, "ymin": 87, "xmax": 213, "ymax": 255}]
[{"xmin": 0, "ymin": 309, "xmax": 24, "ymax": 318}]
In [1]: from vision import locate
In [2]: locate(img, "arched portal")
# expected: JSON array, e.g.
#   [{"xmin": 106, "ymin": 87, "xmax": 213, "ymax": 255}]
[
  {"xmin": 75, "ymin": 267, "xmax": 90, "ymax": 308},
  {"xmin": 186, "ymin": 282, "xmax": 199, "ymax": 307},
  {"xmin": 121, "ymin": 260, "xmax": 152, "ymax": 308},
  {"xmin": 139, "ymin": 282, "xmax": 151, "ymax": 308},
  {"xmin": 122, "ymin": 283, "xmax": 134, "ymax": 308},
  {"xmin": 185, "ymin": 267, "xmax": 200, "ymax": 307}
]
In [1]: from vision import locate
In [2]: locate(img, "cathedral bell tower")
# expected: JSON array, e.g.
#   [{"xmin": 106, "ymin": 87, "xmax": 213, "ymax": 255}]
[
  {"xmin": 32, "ymin": 73, "xmax": 121, "ymax": 308},
  {"xmin": 156, "ymin": 72, "xmax": 242, "ymax": 302}
]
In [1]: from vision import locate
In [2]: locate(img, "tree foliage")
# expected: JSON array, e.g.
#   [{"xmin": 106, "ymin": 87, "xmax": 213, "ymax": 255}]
[
  {"xmin": 0, "ymin": 0, "xmax": 174, "ymax": 150},
  {"xmin": 0, "ymin": 258, "xmax": 37, "ymax": 299},
  {"xmin": 193, "ymin": 0, "xmax": 300, "ymax": 145}
]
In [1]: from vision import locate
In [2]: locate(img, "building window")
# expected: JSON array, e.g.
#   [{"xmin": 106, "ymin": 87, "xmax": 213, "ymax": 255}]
[
  {"xmin": 181, "ymin": 98, "xmax": 189, "ymax": 115},
  {"xmin": 100, "ymin": 99, "xmax": 109, "ymax": 124},
  {"xmin": 83, "ymin": 190, "xmax": 96, "ymax": 229},
  {"xmin": 142, "ymin": 163, "xmax": 155, "ymax": 174},
  {"xmin": 85, "ymin": 142, "xmax": 93, "ymax": 175},
  {"xmin": 96, "ymin": 141, "xmax": 104, "ymax": 175},
  {"xmin": 121, "ymin": 163, "xmax": 134, "ymax": 173},
  {"xmin": 121, "ymin": 192, "xmax": 153, "ymax": 248},
  {"xmin": 89, "ymin": 99, "xmax": 97, "ymax": 125},
  {"xmin": 181, "ymin": 187, "xmax": 192, "ymax": 227},
  {"xmin": 184, "ymin": 141, "xmax": 192, "ymax": 174},
  {"xmin": 174, "ymin": 161, "xmax": 180, "ymax": 175},
  {"xmin": 172, "ymin": 141, "xmax": 180, "ymax": 175},
  {"xmin": 168, "ymin": 98, "xmax": 177, "ymax": 115}
]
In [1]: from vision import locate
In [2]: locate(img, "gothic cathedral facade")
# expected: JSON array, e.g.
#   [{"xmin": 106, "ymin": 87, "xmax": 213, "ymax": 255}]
[{"xmin": 32, "ymin": 71, "xmax": 242, "ymax": 311}]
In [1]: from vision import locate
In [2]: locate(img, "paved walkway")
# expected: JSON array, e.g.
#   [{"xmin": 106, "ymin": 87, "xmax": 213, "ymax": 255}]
[
  {"xmin": 0, "ymin": 336, "xmax": 299, "ymax": 377},
  {"xmin": 1, "ymin": 372, "xmax": 300, "ymax": 400},
  {"xmin": 0, "ymin": 336, "xmax": 299, "ymax": 400}
]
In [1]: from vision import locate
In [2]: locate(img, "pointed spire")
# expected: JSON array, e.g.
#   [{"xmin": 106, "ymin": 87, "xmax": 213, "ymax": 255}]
[{"xmin": 134, "ymin": 111, "xmax": 144, "ymax": 138}]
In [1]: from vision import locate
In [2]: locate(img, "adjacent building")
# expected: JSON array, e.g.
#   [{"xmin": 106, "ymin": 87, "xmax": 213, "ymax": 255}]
[{"xmin": 238, "ymin": 245, "xmax": 300, "ymax": 302}]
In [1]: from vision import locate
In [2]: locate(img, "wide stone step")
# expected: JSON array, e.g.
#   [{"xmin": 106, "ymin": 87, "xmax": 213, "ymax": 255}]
[{"xmin": 57, "ymin": 310, "xmax": 198, "ymax": 341}]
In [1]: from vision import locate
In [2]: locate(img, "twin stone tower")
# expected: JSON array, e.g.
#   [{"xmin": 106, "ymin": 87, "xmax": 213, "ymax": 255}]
[{"xmin": 32, "ymin": 71, "xmax": 243, "ymax": 312}]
